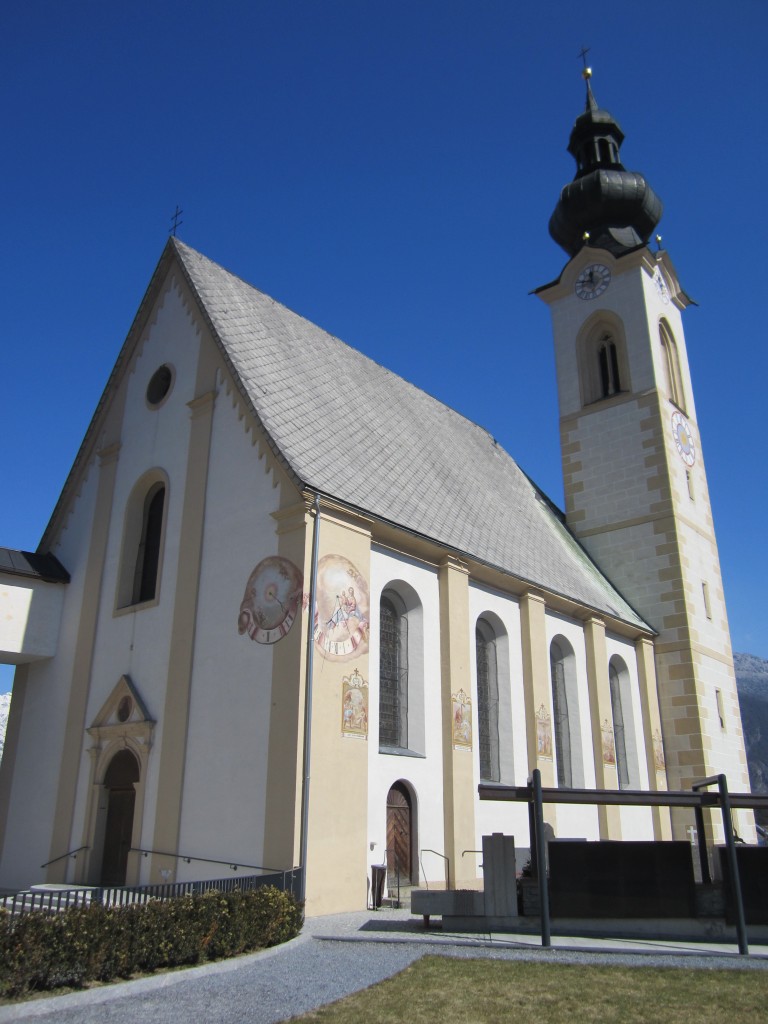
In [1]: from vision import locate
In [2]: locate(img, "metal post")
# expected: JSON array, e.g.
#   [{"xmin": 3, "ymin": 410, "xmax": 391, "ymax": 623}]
[
  {"xmin": 527, "ymin": 799, "xmax": 537, "ymax": 877},
  {"xmin": 531, "ymin": 770, "xmax": 551, "ymax": 947},
  {"xmin": 694, "ymin": 803, "xmax": 711, "ymax": 883},
  {"xmin": 299, "ymin": 494, "xmax": 321, "ymax": 905},
  {"xmin": 718, "ymin": 774, "xmax": 748, "ymax": 955}
]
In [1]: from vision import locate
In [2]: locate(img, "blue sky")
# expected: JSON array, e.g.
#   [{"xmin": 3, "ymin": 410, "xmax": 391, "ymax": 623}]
[{"xmin": 2, "ymin": 1, "xmax": 767, "ymax": 694}]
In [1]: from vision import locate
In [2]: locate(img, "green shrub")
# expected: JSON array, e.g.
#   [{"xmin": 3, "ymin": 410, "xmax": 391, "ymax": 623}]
[{"xmin": 0, "ymin": 886, "xmax": 303, "ymax": 999}]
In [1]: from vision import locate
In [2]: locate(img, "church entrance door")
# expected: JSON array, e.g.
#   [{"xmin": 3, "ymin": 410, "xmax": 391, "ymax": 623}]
[
  {"xmin": 386, "ymin": 781, "xmax": 413, "ymax": 884},
  {"xmin": 100, "ymin": 749, "xmax": 139, "ymax": 886}
]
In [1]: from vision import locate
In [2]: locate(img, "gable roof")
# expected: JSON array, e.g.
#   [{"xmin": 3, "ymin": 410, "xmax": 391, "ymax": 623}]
[{"xmin": 169, "ymin": 240, "xmax": 648, "ymax": 629}]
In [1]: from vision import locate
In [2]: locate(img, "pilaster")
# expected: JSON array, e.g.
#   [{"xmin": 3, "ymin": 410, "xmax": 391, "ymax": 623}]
[
  {"xmin": 438, "ymin": 555, "xmax": 477, "ymax": 889},
  {"xmin": 584, "ymin": 617, "xmax": 621, "ymax": 839}
]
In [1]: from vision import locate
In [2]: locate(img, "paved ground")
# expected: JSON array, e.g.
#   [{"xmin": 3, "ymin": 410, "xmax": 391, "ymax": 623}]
[{"xmin": 2, "ymin": 909, "xmax": 767, "ymax": 1024}]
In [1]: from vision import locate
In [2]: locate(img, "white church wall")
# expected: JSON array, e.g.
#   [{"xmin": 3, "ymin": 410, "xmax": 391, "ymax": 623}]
[
  {"xmin": 468, "ymin": 583, "xmax": 530, "ymax": 852},
  {"xmin": 367, "ymin": 548, "xmax": 443, "ymax": 887},
  {"xmin": 70, "ymin": 280, "xmax": 204, "ymax": 875},
  {"xmin": 0, "ymin": 456, "xmax": 101, "ymax": 887},
  {"xmin": 176, "ymin": 371, "xmax": 282, "ymax": 879}
]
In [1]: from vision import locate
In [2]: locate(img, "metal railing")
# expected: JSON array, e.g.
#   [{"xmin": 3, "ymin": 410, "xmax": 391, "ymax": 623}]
[
  {"xmin": 40, "ymin": 846, "xmax": 89, "ymax": 869},
  {"xmin": 1, "ymin": 867, "xmax": 302, "ymax": 921},
  {"xmin": 418, "ymin": 848, "xmax": 450, "ymax": 891}
]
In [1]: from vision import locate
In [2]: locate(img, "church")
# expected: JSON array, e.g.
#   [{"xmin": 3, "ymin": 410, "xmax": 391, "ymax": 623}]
[{"xmin": 0, "ymin": 70, "xmax": 753, "ymax": 916}]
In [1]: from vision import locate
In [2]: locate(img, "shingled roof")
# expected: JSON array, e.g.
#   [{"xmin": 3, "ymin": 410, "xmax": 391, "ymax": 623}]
[{"xmin": 171, "ymin": 239, "xmax": 647, "ymax": 629}]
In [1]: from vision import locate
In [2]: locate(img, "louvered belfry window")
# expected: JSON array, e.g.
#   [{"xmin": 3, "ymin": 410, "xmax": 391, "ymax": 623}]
[{"xmin": 379, "ymin": 594, "xmax": 408, "ymax": 748}]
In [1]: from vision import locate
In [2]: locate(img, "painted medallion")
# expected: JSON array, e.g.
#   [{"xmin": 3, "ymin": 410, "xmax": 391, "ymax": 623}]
[
  {"xmin": 238, "ymin": 556, "xmax": 303, "ymax": 645},
  {"xmin": 313, "ymin": 554, "xmax": 370, "ymax": 661}
]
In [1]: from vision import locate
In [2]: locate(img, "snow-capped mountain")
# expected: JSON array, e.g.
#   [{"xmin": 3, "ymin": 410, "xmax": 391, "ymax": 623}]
[{"xmin": 0, "ymin": 691, "xmax": 11, "ymax": 765}]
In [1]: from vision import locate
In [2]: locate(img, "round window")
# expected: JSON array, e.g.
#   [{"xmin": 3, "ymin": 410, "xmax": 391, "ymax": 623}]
[
  {"xmin": 117, "ymin": 696, "xmax": 133, "ymax": 723},
  {"xmin": 146, "ymin": 365, "xmax": 173, "ymax": 407}
]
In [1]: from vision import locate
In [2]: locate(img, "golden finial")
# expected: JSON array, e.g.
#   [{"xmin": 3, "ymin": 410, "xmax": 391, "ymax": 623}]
[{"xmin": 578, "ymin": 45, "xmax": 592, "ymax": 80}]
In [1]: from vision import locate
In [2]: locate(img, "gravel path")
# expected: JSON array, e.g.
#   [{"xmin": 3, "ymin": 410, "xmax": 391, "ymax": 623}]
[{"xmin": 2, "ymin": 910, "xmax": 766, "ymax": 1024}]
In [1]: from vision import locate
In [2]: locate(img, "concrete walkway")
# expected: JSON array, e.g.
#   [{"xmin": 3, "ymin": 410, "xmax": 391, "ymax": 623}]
[{"xmin": 2, "ymin": 908, "xmax": 767, "ymax": 1023}]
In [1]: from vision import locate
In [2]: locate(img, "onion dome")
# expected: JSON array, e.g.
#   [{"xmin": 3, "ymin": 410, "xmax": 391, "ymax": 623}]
[{"xmin": 549, "ymin": 69, "xmax": 662, "ymax": 257}]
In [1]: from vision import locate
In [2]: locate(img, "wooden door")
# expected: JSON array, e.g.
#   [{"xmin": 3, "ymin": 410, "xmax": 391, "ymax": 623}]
[
  {"xmin": 386, "ymin": 782, "xmax": 412, "ymax": 882},
  {"xmin": 100, "ymin": 750, "xmax": 139, "ymax": 886}
]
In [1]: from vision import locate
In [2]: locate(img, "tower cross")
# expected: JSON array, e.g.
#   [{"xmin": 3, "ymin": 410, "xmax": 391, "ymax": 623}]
[{"xmin": 578, "ymin": 45, "xmax": 590, "ymax": 69}]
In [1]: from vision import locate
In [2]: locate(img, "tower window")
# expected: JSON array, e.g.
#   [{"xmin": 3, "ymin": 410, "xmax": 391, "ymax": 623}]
[
  {"xmin": 702, "ymin": 582, "xmax": 712, "ymax": 620},
  {"xmin": 716, "ymin": 689, "xmax": 726, "ymax": 731},
  {"xmin": 598, "ymin": 337, "xmax": 622, "ymax": 397},
  {"xmin": 578, "ymin": 318, "xmax": 630, "ymax": 407},
  {"xmin": 659, "ymin": 320, "xmax": 686, "ymax": 411}
]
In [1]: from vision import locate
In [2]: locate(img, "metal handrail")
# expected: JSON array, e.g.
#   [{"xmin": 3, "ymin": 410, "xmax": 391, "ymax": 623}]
[
  {"xmin": 419, "ymin": 848, "xmax": 450, "ymax": 890},
  {"xmin": 129, "ymin": 848, "xmax": 287, "ymax": 873},
  {"xmin": 40, "ymin": 846, "xmax": 89, "ymax": 869}
]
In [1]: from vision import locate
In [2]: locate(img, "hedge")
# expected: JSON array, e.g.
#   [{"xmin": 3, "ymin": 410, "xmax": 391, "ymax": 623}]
[{"xmin": 0, "ymin": 885, "xmax": 303, "ymax": 998}]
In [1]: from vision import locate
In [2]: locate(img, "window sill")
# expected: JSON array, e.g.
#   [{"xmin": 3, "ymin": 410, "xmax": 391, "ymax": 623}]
[
  {"xmin": 378, "ymin": 746, "xmax": 426, "ymax": 759},
  {"xmin": 114, "ymin": 596, "xmax": 160, "ymax": 616}
]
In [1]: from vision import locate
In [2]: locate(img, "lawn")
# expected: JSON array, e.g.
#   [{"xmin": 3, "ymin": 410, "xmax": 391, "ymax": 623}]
[{"xmin": 291, "ymin": 956, "xmax": 768, "ymax": 1023}]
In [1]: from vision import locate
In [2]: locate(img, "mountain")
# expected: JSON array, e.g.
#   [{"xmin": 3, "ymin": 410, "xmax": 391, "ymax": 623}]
[
  {"xmin": 734, "ymin": 652, "xmax": 768, "ymax": 826},
  {"xmin": 0, "ymin": 691, "xmax": 10, "ymax": 765}
]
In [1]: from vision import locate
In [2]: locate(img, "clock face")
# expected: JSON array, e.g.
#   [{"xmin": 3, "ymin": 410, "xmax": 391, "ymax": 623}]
[
  {"xmin": 671, "ymin": 411, "xmax": 696, "ymax": 467},
  {"xmin": 238, "ymin": 556, "xmax": 304, "ymax": 645},
  {"xmin": 653, "ymin": 267, "xmax": 670, "ymax": 304},
  {"xmin": 575, "ymin": 263, "xmax": 611, "ymax": 300}
]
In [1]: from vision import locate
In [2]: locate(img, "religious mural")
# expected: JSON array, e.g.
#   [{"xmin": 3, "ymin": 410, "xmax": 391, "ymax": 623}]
[
  {"xmin": 452, "ymin": 688, "xmax": 472, "ymax": 749},
  {"xmin": 601, "ymin": 718, "xmax": 616, "ymax": 766},
  {"xmin": 341, "ymin": 668, "xmax": 369, "ymax": 739},
  {"xmin": 237, "ymin": 556, "xmax": 303, "ymax": 645},
  {"xmin": 313, "ymin": 554, "xmax": 370, "ymax": 661},
  {"xmin": 536, "ymin": 704, "xmax": 553, "ymax": 760}
]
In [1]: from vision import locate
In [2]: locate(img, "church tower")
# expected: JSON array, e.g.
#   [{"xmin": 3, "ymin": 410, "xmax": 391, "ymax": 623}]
[{"xmin": 536, "ymin": 68, "xmax": 752, "ymax": 840}]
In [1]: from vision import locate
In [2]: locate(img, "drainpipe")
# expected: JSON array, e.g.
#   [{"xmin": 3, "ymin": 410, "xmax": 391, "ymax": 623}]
[{"xmin": 298, "ymin": 493, "xmax": 321, "ymax": 905}]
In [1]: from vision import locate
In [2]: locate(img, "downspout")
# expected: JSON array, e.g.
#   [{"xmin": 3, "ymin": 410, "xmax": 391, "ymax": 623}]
[{"xmin": 298, "ymin": 493, "xmax": 321, "ymax": 905}]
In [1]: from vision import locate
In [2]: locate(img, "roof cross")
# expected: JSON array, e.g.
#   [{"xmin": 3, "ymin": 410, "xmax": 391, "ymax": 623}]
[{"xmin": 169, "ymin": 205, "xmax": 184, "ymax": 237}]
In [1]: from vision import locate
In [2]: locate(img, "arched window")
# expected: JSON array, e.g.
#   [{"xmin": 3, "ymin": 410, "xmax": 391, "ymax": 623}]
[
  {"xmin": 609, "ymin": 661, "xmax": 629, "ymax": 788},
  {"xmin": 577, "ymin": 316, "xmax": 630, "ymax": 407},
  {"xmin": 659, "ymin": 320, "xmax": 685, "ymax": 411},
  {"xmin": 550, "ymin": 640, "xmax": 572, "ymax": 788},
  {"xmin": 476, "ymin": 618, "xmax": 500, "ymax": 782},
  {"xmin": 117, "ymin": 473, "xmax": 168, "ymax": 609},
  {"xmin": 134, "ymin": 484, "xmax": 164, "ymax": 604},
  {"xmin": 608, "ymin": 655, "xmax": 639, "ymax": 789},
  {"xmin": 598, "ymin": 334, "xmax": 622, "ymax": 398},
  {"xmin": 379, "ymin": 592, "xmax": 408, "ymax": 749}
]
